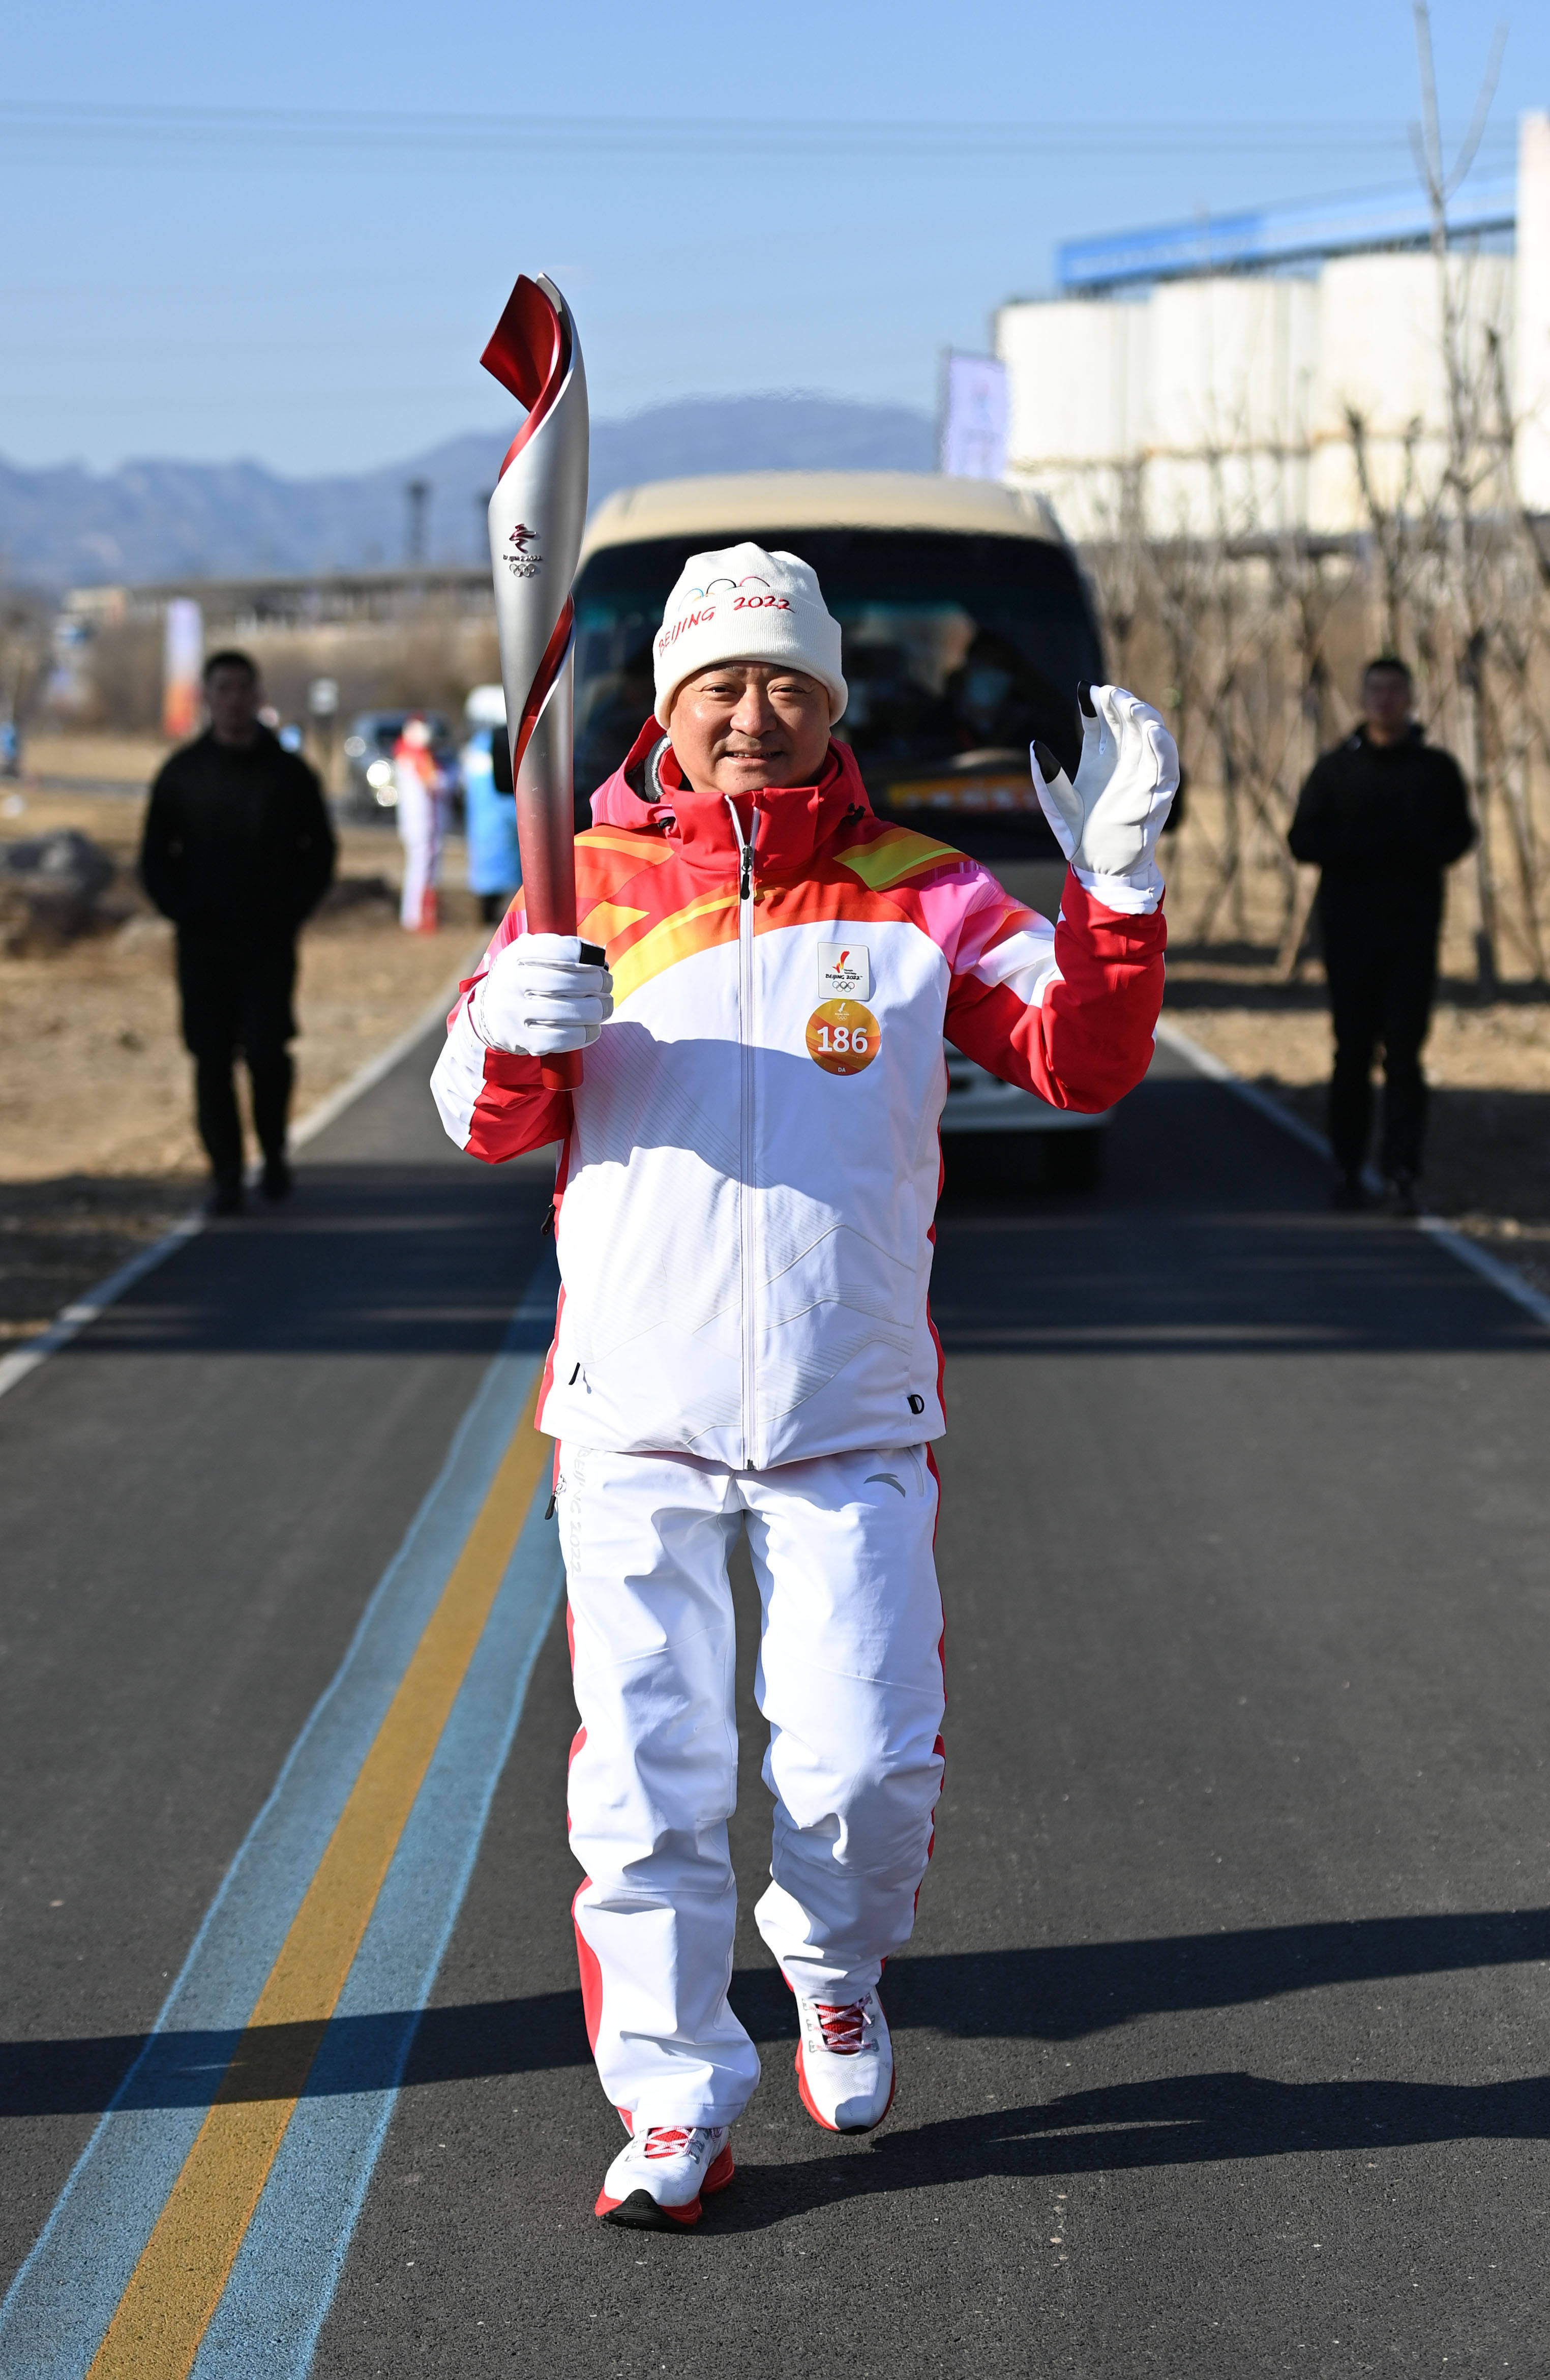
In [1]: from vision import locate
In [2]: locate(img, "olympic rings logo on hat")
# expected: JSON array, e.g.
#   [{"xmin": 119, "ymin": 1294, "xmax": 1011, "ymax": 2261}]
[{"xmin": 683, "ymin": 574, "xmax": 771, "ymax": 600}]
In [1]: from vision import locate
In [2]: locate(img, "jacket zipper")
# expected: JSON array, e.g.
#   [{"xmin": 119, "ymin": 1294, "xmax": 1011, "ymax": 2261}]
[{"xmin": 726, "ymin": 798, "xmax": 756, "ymax": 1468}]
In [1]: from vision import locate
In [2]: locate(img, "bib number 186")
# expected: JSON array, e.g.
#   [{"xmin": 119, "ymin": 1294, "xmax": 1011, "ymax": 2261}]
[{"xmin": 806, "ymin": 998, "xmax": 881, "ymax": 1076}]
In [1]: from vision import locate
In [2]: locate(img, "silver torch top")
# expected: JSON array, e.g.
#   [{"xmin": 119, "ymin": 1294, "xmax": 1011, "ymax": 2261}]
[{"xmin": 480, "ymin": 274, "xmax": 590, "ymax": 947}]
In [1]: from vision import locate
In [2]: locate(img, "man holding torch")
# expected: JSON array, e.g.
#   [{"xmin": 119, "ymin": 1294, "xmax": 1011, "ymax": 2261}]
[{"xmin": 433, "ymin": 282, "xmax": 1175, "ymax": 2231}]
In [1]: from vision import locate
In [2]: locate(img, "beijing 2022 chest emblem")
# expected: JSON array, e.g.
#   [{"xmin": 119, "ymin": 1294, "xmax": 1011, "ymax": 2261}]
[{"xmin": 808, "ymin": 943, "xmax": 879, "ymax": 1074}]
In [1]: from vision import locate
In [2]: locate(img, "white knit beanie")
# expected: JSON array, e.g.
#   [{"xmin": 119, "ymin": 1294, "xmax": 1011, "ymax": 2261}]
[{"xmin": 652, "ymin": 542, "xmax": 847, "ymax": 726}]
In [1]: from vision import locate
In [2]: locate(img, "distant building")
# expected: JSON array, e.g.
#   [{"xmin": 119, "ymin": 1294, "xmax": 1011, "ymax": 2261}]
[{"xmin": 996, "ymin": 112, "xmax": 1550, "ymax": 540}]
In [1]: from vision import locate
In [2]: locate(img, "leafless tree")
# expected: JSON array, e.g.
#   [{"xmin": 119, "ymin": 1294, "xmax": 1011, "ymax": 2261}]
[{"xmin": 1407, "ymin": 1, "xmax": 1513, "ymax": 985}]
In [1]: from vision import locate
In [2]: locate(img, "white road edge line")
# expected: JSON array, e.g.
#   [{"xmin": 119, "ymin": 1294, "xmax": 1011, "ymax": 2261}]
[
  {"xmin": 1413, "ymin": 1215, "xmax": 1550, "ymax": 1327},
  {"xmin": 0, "ymin": 956, "xmax": 480, "ymax": 1407},
  {"xmin": 1154, "ymin": 1016, "xmax": 1550, "ymax": 1332}
]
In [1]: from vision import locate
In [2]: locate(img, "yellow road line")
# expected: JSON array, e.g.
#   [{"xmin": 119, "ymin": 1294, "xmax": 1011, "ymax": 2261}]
[{"xmin": 86, "ymin": 1382, "xmax": 549, "ymax": 2380}]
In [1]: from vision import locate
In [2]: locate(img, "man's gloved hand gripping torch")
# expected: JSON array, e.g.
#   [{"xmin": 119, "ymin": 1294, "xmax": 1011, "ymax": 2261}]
[{"xmin": 478, "ymin": 273, "xmax": 609, "ymax": 1088}]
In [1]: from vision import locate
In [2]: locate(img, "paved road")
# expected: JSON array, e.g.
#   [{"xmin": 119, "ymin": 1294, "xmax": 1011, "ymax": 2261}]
[{"xmin": 2, "ymin": 1027, "xmax": 1547, "ymax": 2378}]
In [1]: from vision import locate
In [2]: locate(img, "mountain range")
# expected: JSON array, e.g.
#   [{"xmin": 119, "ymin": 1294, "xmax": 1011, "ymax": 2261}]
[{"xmin": 0, "ymin": 397, "xmax": 934, "ymax": 592}]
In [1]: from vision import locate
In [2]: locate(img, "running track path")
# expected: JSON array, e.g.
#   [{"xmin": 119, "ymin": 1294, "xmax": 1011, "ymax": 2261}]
[{"xmin": 2, "ymin": 1029, "xmax": 1546, "ymax": 2376}]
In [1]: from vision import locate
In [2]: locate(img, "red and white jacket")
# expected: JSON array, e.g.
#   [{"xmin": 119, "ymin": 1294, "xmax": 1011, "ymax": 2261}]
[{"xmin": 433, "ymin": 723, "xmax": 1165, "ymax": 1469}]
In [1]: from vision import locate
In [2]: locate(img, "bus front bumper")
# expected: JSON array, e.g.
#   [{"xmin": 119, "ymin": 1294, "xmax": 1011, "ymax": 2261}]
[{"xmin": 941, "ymin": 1050, "xmax": 1114, "ymax": 1135}]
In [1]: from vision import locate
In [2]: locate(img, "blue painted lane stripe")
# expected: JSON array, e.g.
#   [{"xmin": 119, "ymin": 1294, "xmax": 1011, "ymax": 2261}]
[
  {"xmin": 0, "ymin": 1272, "xmax": 557, "ymax": 2380},
  {"xmin": 191, "ymin": 1475, "xmax": 563, "ymax": 2375}
]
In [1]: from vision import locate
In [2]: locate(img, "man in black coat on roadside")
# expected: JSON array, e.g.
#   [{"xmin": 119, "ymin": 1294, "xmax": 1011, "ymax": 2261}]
[
  {"xmin": 1289, "ymin": 656, "xmax": 1474, "ymax": 1215},
  {"xmin": 141, "ymin": 649, "xmax": 336, "ymax": 1215}
]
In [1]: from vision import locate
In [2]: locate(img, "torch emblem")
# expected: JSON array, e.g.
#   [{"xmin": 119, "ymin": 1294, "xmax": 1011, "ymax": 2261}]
[
  {"xmin": 480, "ymin": 273, "xmax": 590, "ymax": 1085},
  {"xmin": 505, "ymin": 522, "xmax": 542, "ymax": 577}
]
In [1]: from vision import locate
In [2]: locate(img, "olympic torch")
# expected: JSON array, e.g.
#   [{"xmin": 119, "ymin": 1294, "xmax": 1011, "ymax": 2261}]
[{"xmin": 480, "ymin": 273, "xmax": 590, "ymax": 1089}]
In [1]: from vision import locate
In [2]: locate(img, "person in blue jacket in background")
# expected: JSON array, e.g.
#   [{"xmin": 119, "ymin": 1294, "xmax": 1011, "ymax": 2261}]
[{"xmin": 461, "ymin": 685, "xmax": 521, "ymax": 925}]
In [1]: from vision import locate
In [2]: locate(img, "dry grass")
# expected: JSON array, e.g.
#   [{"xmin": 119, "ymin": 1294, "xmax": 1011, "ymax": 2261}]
[{"xmin": 19, "ymin": 728, "xmax": 178, "ymax": 790}]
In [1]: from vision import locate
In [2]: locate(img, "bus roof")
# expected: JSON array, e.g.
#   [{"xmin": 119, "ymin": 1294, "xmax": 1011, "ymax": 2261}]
[{"xmin": 579, "ymin": 471, "xmax": 1064, "ymax": 567}]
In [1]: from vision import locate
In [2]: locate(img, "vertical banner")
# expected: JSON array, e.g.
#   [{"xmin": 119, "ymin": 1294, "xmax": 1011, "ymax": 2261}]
[
  {"xmin": 162, "ymin": 598, "xmax": 203, "ymax": 739},
  {"xmin": 939, "ymin": 352, "xmax": 1009, "ymax": 480}
]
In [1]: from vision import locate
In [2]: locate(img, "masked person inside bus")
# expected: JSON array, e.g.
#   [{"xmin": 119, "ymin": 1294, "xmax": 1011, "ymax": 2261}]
[{"xmin": 432, "ymin": 545, "xmax": 1175, "ymax": 2229}]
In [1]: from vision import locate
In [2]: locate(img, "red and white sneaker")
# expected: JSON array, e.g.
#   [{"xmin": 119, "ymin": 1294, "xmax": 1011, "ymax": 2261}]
[
  {"xmin": 594, "ymin": 2125, "xmax": 735, "ymax": 2229},
  {"xmin": 794, "ymin": 1987, "xmax": 895, "ymax": 2133}
]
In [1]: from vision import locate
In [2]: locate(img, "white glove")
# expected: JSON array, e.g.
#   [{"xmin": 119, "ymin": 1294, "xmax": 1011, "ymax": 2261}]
[
  {"xmin": 472, "ymin": 932, "xmax": 613, "ymax": 1055},
  {"xmin": 1031, "ymin": 683, "xmax": 1179, "ymax": 913}
]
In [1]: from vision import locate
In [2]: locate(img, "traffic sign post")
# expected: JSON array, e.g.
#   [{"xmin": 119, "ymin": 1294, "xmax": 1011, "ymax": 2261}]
[{"xmin": 308, "ymin": 676, "xmax": 340, "ymax": 787}]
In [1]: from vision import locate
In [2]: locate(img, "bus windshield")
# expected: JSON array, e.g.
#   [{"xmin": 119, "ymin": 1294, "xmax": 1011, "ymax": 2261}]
[{"xmin": 572, "ymin": 526, "xmax": 1102, "ymax": 831}]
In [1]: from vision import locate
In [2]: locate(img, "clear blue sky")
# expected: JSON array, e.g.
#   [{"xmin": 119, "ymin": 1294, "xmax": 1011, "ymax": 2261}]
[{"xmin": 3, "ymin": 0, "xmax": 1544, "ymax": 476}]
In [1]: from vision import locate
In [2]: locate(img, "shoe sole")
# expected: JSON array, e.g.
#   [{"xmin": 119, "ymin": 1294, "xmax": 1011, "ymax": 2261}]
[
  {"xmin": 794, "ymin": 2042, "xmax": 897, "ymax": 2135},
  {"xmin": 595, "ymin": 2143, "xmax": 735, "ymax": 2228}
]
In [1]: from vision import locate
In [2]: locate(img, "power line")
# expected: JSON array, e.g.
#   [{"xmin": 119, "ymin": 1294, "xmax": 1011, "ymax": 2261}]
[{"xmin": 0, "ymin": 96, "xmax": 1519, "ymax": 166}]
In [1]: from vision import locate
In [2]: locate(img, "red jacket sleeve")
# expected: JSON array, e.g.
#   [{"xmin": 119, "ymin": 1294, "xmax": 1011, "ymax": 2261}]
[
  {"xmin": 943, "ymin": 870, "xmax": 1166, "ymax": 1112},
  {"xmin": 429, "ymin": 908, "xmax": 572, "ymax": 1161}
]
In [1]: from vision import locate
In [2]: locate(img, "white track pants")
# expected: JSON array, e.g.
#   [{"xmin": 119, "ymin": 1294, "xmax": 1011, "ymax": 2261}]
[{"xmin": 559, "ymin": 1442, "xmax": 946, "ymax": 2129}]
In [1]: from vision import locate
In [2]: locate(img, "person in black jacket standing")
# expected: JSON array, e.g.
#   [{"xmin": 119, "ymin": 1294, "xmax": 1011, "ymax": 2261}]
[
  {"xmin": 1288, "ymin": 657, "xmax": 1474, "ymax": 1214},
  {"xmin": 141, "ymin": 649, "xmax": 336, "ymax": 1214}
]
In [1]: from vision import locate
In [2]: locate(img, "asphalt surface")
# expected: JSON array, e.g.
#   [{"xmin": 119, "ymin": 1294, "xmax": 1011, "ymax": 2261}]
[{"xmin": 3, "ymin": 1024, "xmax": 1548, "ymax": 2378}]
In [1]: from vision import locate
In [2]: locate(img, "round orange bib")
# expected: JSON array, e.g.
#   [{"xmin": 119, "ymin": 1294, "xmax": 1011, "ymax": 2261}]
[{"xmin": 806, "ymin": 999, "xmax": 881, "ymax": 1076}]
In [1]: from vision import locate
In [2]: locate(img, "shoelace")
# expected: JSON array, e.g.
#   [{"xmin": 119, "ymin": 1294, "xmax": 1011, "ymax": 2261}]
[
  {"xmin": 642, "ymin": 2126, "xmax": 695, "ymax": 2159},
  {"xmin": 811, "ymin": 2000, "xmax": 868, "ymax": 2054}
]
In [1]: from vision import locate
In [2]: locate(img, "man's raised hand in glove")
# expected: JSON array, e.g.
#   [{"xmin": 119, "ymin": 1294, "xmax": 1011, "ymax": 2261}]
[
  {"xmin": 472, "ymin": 932, "xmax": 613, "ymax": 1056},
  {"xmin": 1031, "ymin": 683, "xmax": 1179, "ymax": 915}
]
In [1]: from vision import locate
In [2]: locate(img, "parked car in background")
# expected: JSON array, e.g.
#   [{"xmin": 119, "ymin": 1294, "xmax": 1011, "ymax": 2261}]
[
  {"xmin": 572, "ymin": 471, "xmax": 1114, "ymax": 1190},
  {"xmin": 340, "ymin": 711, "xmax": 460, "ymax": 821}
]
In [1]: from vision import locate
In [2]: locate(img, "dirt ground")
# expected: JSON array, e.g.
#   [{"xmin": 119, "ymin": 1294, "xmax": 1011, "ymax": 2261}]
[
  {"xmin": 3, "ymin": 741, "xmax": 1547, "ymax": 1344},
  {"xmin": 1, "ymin": 748, "xmax": 489, "ymax": 1341},
  {"xmin": 16, "ymin": 729, "xmax": 187, "ymax": 796}
]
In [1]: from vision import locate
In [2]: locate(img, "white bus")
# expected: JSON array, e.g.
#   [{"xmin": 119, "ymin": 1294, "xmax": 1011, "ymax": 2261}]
[{"xmin": 573, "ymin": 472, "xmax": 1111, "ymax": 1189}]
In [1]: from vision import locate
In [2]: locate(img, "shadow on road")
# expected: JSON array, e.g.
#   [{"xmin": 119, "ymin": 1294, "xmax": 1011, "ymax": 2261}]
[
  {"xmin": 34, "ymin": 1083, "xmax": 1544, "ymax": 1363},
  {"xmin": 928, "ymin": 1211, "xmax": 1545, "ymax": 1356},
  {"xmin": 63, "ymin": 1162, "xmax": 557, "ymax": 1359},
  {"xmin": 1161, "ymin": 949, "xmax": 1550, "ymax": 1018},
  {"xmin": 9, "ymin": 1907, "xmax": 1546, "ymax": 2120},
  {"xmin": 936, "ymin": 1076, "xmax": 1545, "ymax": 1354},
  {"xmin": 701, "ymin": 2068, "xmax": 1550, "ymax": 2229}
]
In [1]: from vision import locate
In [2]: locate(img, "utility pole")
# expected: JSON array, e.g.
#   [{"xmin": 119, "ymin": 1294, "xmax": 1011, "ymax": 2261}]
[{"xmin": 404, "ymin": 479, "xmax": 431, "ymax": 571}]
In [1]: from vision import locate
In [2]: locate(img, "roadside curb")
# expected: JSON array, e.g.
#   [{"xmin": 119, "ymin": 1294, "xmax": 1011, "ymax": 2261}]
[
  {"xmin": 0, "ymin": 958, "xmax": 480, "ymax": 1406},
  {"xmin": 1155, "ymin": 1017, "xmax": 1550, "ymax": 1332}
]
